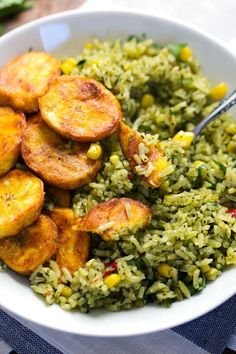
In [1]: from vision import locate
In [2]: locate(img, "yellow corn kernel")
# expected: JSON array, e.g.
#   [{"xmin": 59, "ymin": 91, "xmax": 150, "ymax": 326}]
[
  {"xmin": 158, "ymin": 263, "xmax": 172, "ymax": 278},
  {"xmin": 226, "ymin": 123, "xmax": 236, "ymax": 135},
  {"xmin": 180, "ymin": 46, "xmax": 192, "ymax": 61},
  {"xmin": 200, "ymin": 264, "xmax": 211, "ymax": 273},
  {"xmin": 210, "ymin": 83, "xmax": 228, "ymax": 101},
  {"xmin": 193, "ymin": 160, "xmax": 204, "ymax": 168},
  {"xmin": 84, "ymin": 42, "xmax": 94, "ymax": 49},
  {"xmin": 60, "ymin": 58, "xmax": 77, "ymax": 75},
  {"xmin": 227, "ymin": 141, "xmax": 236, "ymax": 154},
  {"xmin": 60, "ymin": 285, "xmax": 72, "ymax": 298},
  {"xmin": 104, "ymin": 274, "xmax": 121, "ymax": 288},
  {"xmin": 141, "ymin": 94, "xmax": 154, "ymax": 108},
  {"xmin": 173, "ymin": 130, "xmax": 195, "ymax": 147},
  {"xmin": 154, "ymin": 157, "xmax": 169, "ymax": 172},
  {"xmin": 110, "ymin": 155, "xmax": 119, "ymax": 164},
  {"xmin": 87, "ymin": 143, "xmax": 102, "ymax": 160}
]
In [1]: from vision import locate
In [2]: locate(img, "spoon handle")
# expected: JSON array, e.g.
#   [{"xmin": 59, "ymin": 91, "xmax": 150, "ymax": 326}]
[{"xmin": 193, "ymin": 90, "xmax": 236, "ymax": 136}]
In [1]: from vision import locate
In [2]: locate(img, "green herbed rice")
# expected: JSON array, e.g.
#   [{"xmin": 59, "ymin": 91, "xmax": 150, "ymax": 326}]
[
  {"xmin": 30, "ymin": 38, "xmax": 236, "ymax": 312},
  {"xmin": 0, "ymin": 260, "xmax": 6, "ymax": 272}
]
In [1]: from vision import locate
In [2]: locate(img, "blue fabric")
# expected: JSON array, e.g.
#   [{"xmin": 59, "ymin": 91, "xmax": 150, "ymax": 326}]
[
  {"xmin": 0, "ymin": 296, "xmax": 235, "ymax": 354},
  {"xmin": 0, "ymin": 309, "xmax": 62, "ymax": 354},
  {"xmin": 174, "ymin": 294, "xmax": 236, "ymax": 354}
]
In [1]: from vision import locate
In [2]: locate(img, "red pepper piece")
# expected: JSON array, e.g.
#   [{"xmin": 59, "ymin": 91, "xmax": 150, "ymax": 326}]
[
  {"xmin": 104, "ymin": 261, "xmax": 117, "ymax": 277},
  {"xmin": 226, "ymin": 209, "xmax": 236, "ymax": 217},
  {"xmin": 128, "ymin": 173, "xmax": 133, "ymax": 180}
]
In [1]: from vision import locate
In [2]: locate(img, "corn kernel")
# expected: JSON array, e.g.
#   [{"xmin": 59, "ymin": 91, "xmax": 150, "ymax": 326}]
[
  {"xmin": 173, "ymin": 130, "xmax": 195, "ymax": 147},
  {"xmin": 104, "ymin": 273, "xmax": 121, "ymax": 288},
  {"xmin": 210, "ymin": 83, "xmax": 228, "ymax": 101},
  {"xmin": 84, "ymin": 42, "xmax": 94, "ymax": 49},
  {"xmin": 200, "ymin": 264, "xmax": 211, "ymax": 273},
  {"xmin": 226, "ymin": 123, "xmax": 236, "ymax": 135},
  {"xmin": 193, "ymin": 160, "xmax": 204, "ymax": 168},
  {"xmin": 60, "ymin": 58, "xmax": 77, "ymax": 75},
  {"xmin": 179, "ymin": 46, "xmax": 192, "ymax": 61},
  {"xmin": 154, "ymin": 157, "xmax": 169, "ymax": 172},
  {"xmin": 141, "ymin": 94, "xmax": 154, "ymax": 108},
  {"xmin": 158, "ymin": 263, "xmax": 172, "ymax": 278},
  {"xmin": 60, "ymin": 285, "xmax": 72, "ymax": 298},
  {"xmin": 227, "ymin": 141, "xmax": 236, "ymax": 154},
  {"xmin": 87, "ymin": 143, "xmax": 102, "ymax": 160},
  {"xmin": 110, "ymin": 155, "xmax": 119, "ymax": 164}
]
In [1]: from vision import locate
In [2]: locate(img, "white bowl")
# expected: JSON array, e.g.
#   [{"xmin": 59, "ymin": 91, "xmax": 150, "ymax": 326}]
[{"xmin": 0, "ymin": 10, "xmax": 236, "ymax": 337}]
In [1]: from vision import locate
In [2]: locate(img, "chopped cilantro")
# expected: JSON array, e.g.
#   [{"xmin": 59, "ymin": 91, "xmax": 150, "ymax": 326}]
[
  {"xmin": 167, "ymin": 43, "xmax": 187, "ymax": 58},
  {"xmin": 212, "ymin": 160, "xmax": 226, "ymax": 174}
]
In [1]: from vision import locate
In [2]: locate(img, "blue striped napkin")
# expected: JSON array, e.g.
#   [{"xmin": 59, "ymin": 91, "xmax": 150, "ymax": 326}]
[{"xmin": 0, "ymin": 294, "xmax": 235, "ymax": 354}]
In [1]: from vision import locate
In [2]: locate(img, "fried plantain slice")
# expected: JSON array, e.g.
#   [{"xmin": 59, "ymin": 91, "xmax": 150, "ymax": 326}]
[
  {"xmin": 21, "ymin": 114, "xmax": 103, "ymax": 189},
  {"xmin": 0, "ymin": 215, "xmax": 58, "ymax": 275},
  {"xmin": 39, "ymin": 75, "xmax": 122, "ymax": 142},
  {"xmin": 49, "ymin": 208, "xmax": 90, "ymax": 274},
  {"xmin": 0, "ymin": 169, "xmax": 44, "ymax": 239},
  {"xmin": 0, "ymin": 107, "xmax": 26, "ymax": 176},
  {"xmin": 119, "ymin": 122, "xmax": 169, "ymax": 188},
  {"xmin": 45, "ymin": 186, "xmax": 71, "ymax": 208},
  {"xmin": 0, "ymin": 52, "xmax": 60, "ymax": 113},
  {"xmin": 75, "ymin": 197, "xmax": 152, "ymax": 241}
]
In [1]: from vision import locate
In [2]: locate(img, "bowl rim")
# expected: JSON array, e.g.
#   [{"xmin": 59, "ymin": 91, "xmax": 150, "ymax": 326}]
[
  {"xmin": 0, "ymin": 9, "xmax": 236, "ymax": 336},
  {"xmin": 1, "ymin": 7, "xmax": 236, "ymax": 63}
]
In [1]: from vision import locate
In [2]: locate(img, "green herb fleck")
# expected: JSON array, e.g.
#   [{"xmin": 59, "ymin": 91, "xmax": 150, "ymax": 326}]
[
  {"xmin": 197, "ymin": 165, "xmax": 207, "ymax": 177},
  {"xmin": 212, "ymin": 160, "xmax": 226, "ymax": 174},
  {"xmin": 127, "ymin": 33, "xmax": 146, "ymax": 42},
  {"xmin": 167, "ymin": 43, "xmax": 187, "ymax": 58},
  {"xmin": 77, "ymin": 59, "xmax": 86, "ymax": 66},
  {"xmin": 182, "ymin": 77, "xmax": 193, "ymax": 87},
  {"xmin": 197, "ymin": 275, "xmax": 206, "ymax": 291}
]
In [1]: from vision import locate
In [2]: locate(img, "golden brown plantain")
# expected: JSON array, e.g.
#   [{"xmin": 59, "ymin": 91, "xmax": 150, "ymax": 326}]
[
  {"xmin": 39, "ymin": 75, "xmax": 122, "ymax": 142},
  {"xmin": 119, "ymin": 122, "xmax": 168, "ymax": 188},
  {"xmin": 49, "ymin": 208, "xmax": 90, "ymax": 274},
  {"xmin": 45, "ymin": 186, "xmax": 71, "ymax": 208},
  {"xmin": 0, "ymin": 169, "xmax": 44, "ymax": 239},
  {"xmin": 21, "ymin": 114, "xmax": 103, "ymax": 189},
  {"xmin": 0, "ymin": 215, "xmax": 58, "ymax": 275},
  {"xmin": 75, "ymin": 197, "xmax": 152, "ymax": 241},
  {"xmin": 0, "ymin": 52, "xmax": 60, "ymax": 113},
  {"xmin": 0, "ymin": 107, "xmax": 26, "ymax": 176}
]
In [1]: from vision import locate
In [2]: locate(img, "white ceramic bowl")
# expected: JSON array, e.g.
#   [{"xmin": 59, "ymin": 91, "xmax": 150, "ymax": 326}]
[{"xmin": 0, "ymin": 10, "xmax": 236, "ymax": 337}]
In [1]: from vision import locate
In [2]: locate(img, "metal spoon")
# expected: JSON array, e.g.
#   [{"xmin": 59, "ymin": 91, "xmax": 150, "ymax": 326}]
[{"xmin": 193, "ymin": 90, "xmax": 236, "ymax": 137}]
